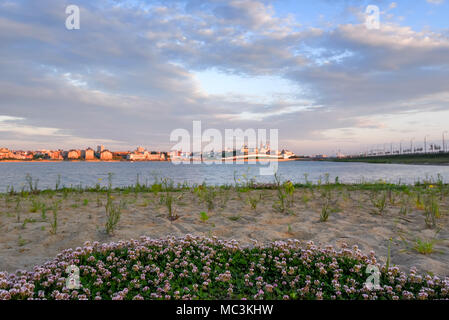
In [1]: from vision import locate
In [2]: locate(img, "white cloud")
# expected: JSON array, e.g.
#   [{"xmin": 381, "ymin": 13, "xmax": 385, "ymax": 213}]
[
  {"xmin": 0, "ymin": 0, "xmax": 449, "ymax": 154},
  {"xmin": 426, "ymin": 0, "xmax": 444, "ymax": 5}
]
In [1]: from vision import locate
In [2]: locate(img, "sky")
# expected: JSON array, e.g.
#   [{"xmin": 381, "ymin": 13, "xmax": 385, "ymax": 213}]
[{"xmin": 0, "ymin": 0, "xmax": 449, "ymax": 155}]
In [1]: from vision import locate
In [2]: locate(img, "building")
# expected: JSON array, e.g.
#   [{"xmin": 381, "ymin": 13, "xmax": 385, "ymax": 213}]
[
  {"xmin": 259, "ymin": 143, "xmax": 270, "ymax": 154},
  {"xmin": 113, "ymin": 151, "xmax": 130, "ymax": 160},
  {"xmin": 97, "ymin": 145, "xmax": 105, "ymax": 154},
  {"xmin": 240, "ymin": 145, "xmax": 249, "ymax": 154},
  {"xmin": 127, "ymin": 152, "xmax": 147, "ymax": 161},
  {"xmin": 148, "ymin": 151, "xmax": 166, "ymax": 161},
  {"xmin": 127, "ymin": 147, "xmax": 147, "ymax": 161},
  {"xmin": 127, "ymin": 150, "xmax": 166, "ymax": 161},
  {"xmin": 0, "ymin": 148, "xmax": 12, "ymax": 159},
  {"xmin": 281, "ymin": 149, "xmax": 295, "ymax": 159},
  {"xmin": 100, "ymin": 150, "xmax": 113, "ymax": 161},
  {"xmin": 336, "ymin": 151, "xmax": 346, "ymax": 159},
  {"xmin": 168, "ymin": 150, "xmax": 181, "ymax": 162},
  {"xmin": 46, "ymin": 150, "xmax": 63, "ymax": 160},
  {"xmin": 12, "ymin": 153, "xmax": 27, "ymax": 160},
  {"xmin": 67, "ymin": 150, "xmax": 81, "ymax": 160},
  {"xmin": 82, "ymin": 148, "xmax": 95, "ymax": 160},
  {"xmin": 0, "ymin": 149, "xmax": 28, "ymax": 160}
]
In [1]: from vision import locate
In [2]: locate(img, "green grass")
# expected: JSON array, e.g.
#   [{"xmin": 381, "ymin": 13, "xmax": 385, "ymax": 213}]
[
  {"xmin": 17, "ymin": 235, "xmax": 28, "ymax": 247},
  {"xmin": 413, "ymin": 238, "xmax": 438, "ymax": 255},
  {"xmin": 247, "ymin": 193, "xmax": 261, "ymax": 210},
  {"xmin": 3, "ymin": 172, "xmax": 448, "ymax": 200},
  {"xmin": 320, "ymin": 201, "xmax": 330, "ymax": 222},
  {"xmin": 370, "ymin": 190, "xmax": 387, "ymax": 215},
  {"xmin": 49, "ymin": 201, "xmax": 60, "ymax": 235},
  {"xmin": 29, "ymin": 198, "xmax": 42, "ymax": 213},
  {"xmin": 104, "ymin": 194, "xmax": 125, "ymax": 235},
  {"xmin": 330, "ymin": 152, "xmax": 449, "ymax": 165},
  {"xmin": 200, "ymin": 211, "xmax": 209, "ymax": 222}
]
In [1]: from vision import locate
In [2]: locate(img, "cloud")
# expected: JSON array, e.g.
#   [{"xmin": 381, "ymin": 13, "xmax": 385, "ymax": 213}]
[
  {"xmin": 0, "ymin": 0, "xmax": 448, "ymax": 154},
  {"xmin": 426, "ymin": 0, "xmax": 444, "ymax": 5}
]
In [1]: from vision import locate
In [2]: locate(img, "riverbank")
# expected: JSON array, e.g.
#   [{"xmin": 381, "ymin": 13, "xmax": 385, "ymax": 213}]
[{"xmin": 329, "ymin": 153, "xmax": 449, "ymax": 165}]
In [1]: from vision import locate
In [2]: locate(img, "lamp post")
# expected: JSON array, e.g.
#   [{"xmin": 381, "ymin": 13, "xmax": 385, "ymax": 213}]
[
  {"xmin": 400, "ymin": 140, "xmax": 405, "ymax": 155},
  {"xmin": 443, "ymin": 131, "xmax": 448, "ymax": 153},
  {"xmin": 424, "ymin": 135, "xmax": 429, "ymax": 154},
  {"xmin": 410, "ymin": 138, "xmax": 415, "ymax": 154}
]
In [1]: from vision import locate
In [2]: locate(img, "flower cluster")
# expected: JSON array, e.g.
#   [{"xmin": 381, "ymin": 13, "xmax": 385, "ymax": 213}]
[{"xmin": 0, "ymin": 235, "xmax": 448, "ymax": 300}]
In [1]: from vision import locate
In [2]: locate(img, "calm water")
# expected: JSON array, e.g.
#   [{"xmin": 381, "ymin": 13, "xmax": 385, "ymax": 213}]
[{"xmin": 1, "ymin": 161, "xmax": 449, "ymax": 192}]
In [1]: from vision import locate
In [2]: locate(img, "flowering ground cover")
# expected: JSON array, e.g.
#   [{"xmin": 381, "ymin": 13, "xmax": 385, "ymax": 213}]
[{"xmin": 1, "ymin": 235, "xmax": 448, "ymax": 300}]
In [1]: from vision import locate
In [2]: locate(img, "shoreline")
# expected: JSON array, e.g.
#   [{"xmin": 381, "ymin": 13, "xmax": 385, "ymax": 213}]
[
  {"xmin": 327, "ymin": 153, "xmax": 449, "ymax": 166},
  {"xmin": 2, "ymin": 158, "xmax": 449, "ymax": 166},
  {"xmin": 0, "ymin": 158, "xmax": 298, "ymax": 164},
  {"xmin": 0, "ymin": 159, "xmax": 167, "ymax": 163},
  {"xmin": 327, "ymin": 160, "xmax": 449, "ymax": 166}
]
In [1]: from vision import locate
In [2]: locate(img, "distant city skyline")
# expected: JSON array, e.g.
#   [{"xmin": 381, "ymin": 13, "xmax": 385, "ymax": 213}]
[
  {"xmin": 1, "ymin": 0, "xmax": 449, "ymax": 155},
  {"xmin": 1, "ymin": 132, "xmax": 448, "ymax": 158}
]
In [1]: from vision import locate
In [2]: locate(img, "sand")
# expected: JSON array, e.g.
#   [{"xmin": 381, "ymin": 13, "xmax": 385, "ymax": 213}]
[{"xmin": 0, "ymin": 188, "xmax": 448, "ymax": 276}]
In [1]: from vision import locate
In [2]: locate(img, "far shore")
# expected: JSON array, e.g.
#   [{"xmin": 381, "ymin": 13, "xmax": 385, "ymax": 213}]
[
  {"xmin": 2, "ymin": 159, "xmax": 449, "ymax": 166},
  {"xmin": 0, "ymin": 159, "xmax": 166, "ymax": 163},
  {"xmin": 0, "ymin": 158, "xmax": 299, "ymax": 164},
  {"xmin": 327, "ymin": 154, "xmax": 449, "ymax": 166},
  {"xmin": 333, "ymin": 161, "xmax": 449, "ymax": 166}
]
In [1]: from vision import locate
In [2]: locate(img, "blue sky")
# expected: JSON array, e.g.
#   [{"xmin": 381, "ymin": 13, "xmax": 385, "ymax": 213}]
[
  {"xmin": 276, "ymin": 0, "xmax": 449, "ymax": 30},
  {"xmin": 0, "ymin": 0, "xmax": 448, "ymax": 155}
]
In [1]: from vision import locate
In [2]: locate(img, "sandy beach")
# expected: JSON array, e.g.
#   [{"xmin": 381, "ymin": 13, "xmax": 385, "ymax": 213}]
[{"xmin": 0, "ymin": 187, "xmax": 448, "ymax": 276}]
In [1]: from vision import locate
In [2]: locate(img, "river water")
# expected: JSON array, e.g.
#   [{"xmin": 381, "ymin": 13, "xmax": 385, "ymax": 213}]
[{"xmin": 1, "ymin": 161, "xmax": 449, "ymax": 191}]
